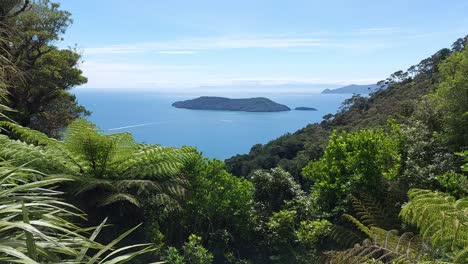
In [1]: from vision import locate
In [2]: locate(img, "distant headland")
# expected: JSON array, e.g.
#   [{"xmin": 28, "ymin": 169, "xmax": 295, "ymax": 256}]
[
  {"xmin": 172, "ymin": 96, "xmax": 291, "ymax": 112},
  {"xmin": 321, "ymin": 84, "xmax": 380, "ymax": 94}
]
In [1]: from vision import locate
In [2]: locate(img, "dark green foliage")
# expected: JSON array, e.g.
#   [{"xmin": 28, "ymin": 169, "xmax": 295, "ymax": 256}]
[
  {"xmin": 225, "ymin": 124, "xmax": 328, "ymax": 185},
  {"xmin": 399, "ymin": 121, "xmax": 458, "ymax": 188},
  {"xmin": 0, "ymin": 0, "xmax": 88, "ymax": 136},
  {"xmin": 250, "ymin": 168, "xmax": 304, "ymax": 212}
]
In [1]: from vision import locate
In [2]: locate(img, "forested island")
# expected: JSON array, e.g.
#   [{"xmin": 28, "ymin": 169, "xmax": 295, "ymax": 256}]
[
  {"xmin": 172, "ymin": 96, "xmax": 291, "ymax": 112},
  {"xmin": 0, "ymin": 1, "xmax": 467, "ymax": 264},
  {"xmin": 295, "ymin": 107, "xmax": 317, "ymax": 111}
]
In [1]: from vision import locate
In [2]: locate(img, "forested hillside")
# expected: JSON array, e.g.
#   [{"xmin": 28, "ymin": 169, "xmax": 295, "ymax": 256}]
[
  {"xmin": 226, "ymin": 40, "xmax": 466, "ymax": 184},
  {"xmin": 0, "ymin": 1, "xmax": 467, "ymax": 264}
]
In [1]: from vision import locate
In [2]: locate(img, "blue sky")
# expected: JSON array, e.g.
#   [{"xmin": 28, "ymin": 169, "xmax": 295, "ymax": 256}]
[{"xmin": 57, "ymin": 0, "xmax": 468, "ymax": 91}]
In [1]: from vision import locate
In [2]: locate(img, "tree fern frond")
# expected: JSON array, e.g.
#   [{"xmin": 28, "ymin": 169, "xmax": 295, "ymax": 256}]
[
  {"xmin": 400, "ymin": 189, "xmax": 468, "ymax": 260},
  {"xmin": 0, "ymin": 121, "xmax": 58, "ymax": 146},
  {"xmin": 351, "ymin": 193, "xmax": 401, "ymax": 230},
  {"xmin": 328, "ymin": 224, "xmax": 363, "ymax": 248},
  {"xmin": 73, "ymin": 179, "xmax": 114, "ymax": 196},
  {"xmin": 98, "ymin": 193, "xmax": 140, "ymax": 208},
  {"xmin": 343, "ymin": 213, "xmax": 373, "ymax": 237},
  {"xmin": 0, "ymin": 135, "xmax": 79, "ymax": 175}
]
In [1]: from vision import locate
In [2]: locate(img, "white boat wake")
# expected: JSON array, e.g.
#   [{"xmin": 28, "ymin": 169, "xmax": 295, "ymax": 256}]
[{"xmin": 107, "ymin": 121, "xmax": 169, "ymax": 131}]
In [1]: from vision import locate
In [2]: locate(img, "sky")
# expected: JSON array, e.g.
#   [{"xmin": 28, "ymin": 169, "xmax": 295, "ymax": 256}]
[{"xmin": 57, "ymin": 0, "xmax": 468, "ymax": 91}]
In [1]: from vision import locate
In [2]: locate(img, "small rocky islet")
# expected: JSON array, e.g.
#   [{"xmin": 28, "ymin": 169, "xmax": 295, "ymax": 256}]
[{"xmin": 294, "ymin": 107, "xmax": 317, "ymax": 111}]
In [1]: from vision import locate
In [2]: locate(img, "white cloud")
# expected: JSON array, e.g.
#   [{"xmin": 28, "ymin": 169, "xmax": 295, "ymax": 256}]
[{"xmin": 84, "ymin": 36, "xmax": 329, "ymax": 55}]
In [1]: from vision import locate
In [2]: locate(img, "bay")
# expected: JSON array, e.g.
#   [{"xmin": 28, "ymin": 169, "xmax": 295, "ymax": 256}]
[{"xmin": 73, "ymin": 89, "xmax": 351, "ymax": 159}]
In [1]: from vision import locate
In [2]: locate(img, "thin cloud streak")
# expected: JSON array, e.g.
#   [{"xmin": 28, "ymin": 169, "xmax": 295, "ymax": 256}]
[
  {"xmin": 83, "ymin": 27, "xmax": 408, "ymax": 55},
  {"xmin": 354, "ymin": 27, "xmax": 400, "ymax": 34},
  {"xmin": 84, "ymin": 36, "xmax": 329, "ymax": 55},
  {"xmin": 157, "ymin": 50, "xmax": 198, "ymax": 54}
]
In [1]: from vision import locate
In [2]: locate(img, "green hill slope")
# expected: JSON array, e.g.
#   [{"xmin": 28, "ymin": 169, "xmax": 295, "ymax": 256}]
[{"xmin": 225, "ymin": 38, "xmax": 464, "ymax": 182}]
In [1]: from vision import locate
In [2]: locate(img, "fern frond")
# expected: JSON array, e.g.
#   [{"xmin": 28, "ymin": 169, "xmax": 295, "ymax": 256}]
[
  {"xmin": 98, "ymin": 193, "xmax": 141, "ymax": 207},
  {"xmin": 0, "ymin": 121, "xmax": 58, "ymax": 146},
  {"xmin": 328, "ymin": 224, "xmax": 363, "ymax": 248},
  {"xmin": 400, "ymin": 188, "xmax": 468, "ymax": 260},
  {"xmin": 351, "ymin": 193, "xmax": 401, "ymax": 230},
  {"xmin": 0, "ymin": 135, "xmax": 79, "ymax": 174},
  {"xmin": 343, "ymin": 213, "xmax": 373, "ymax": 237}
]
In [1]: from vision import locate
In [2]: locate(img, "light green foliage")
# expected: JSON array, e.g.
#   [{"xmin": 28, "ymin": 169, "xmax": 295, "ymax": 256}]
[
  {"xmin": 183, "ymin": 158, "xmax": 253, "ymax": 259},
  {"xmin": 295, "ymin": 220, "xmax": 332, "ymax": 248},
  {"xmin": 431, "ymin": 40, "xmax": 468, "ymax": 148},
  {"xmin": 400, "ymin": 189, "xmax": 468, "ymax": 262},
  {"xmin": 266, "ymin": 209, "xmax": 331, "ymax": 263},
  {"xmin": 266, "ymin": 209, "xmax": 300, "ymax": 262},
  {"xmin": 302, "ymin": 128, "xmax": 402, "ymax": 213},
  {"xmin": 250, "ymin": 167, "xmax": 304, "ymax": 212},
  {"xmin": 183, "ymin": 234, "xmax": 214, "ymax": 264},
  {"xmin": 0, "ymin": 163, "xmax": 155, "ymax": 263},
  {"xmin": 188, "ymin": 159, "xmax": 253, "ymax": 223},
  {"xmin": 164, "ymin": 235, "xmax": 214, "ymax": 264},
  {"xmin": 267, "ymin": 209, "xmax": 297, "ymax": 246},
  {"xmin": 165, "ymin": 247, "xmax": 185, "ymax": 264}
]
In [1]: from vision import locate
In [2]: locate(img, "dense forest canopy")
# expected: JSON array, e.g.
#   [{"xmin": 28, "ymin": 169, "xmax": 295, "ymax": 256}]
[{"xmin": 0, "ymin": 1, "xmax": 467, "ymax": 263}]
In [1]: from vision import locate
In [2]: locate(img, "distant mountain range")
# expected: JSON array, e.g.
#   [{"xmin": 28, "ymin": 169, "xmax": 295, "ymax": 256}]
[{"xmin": 321, "ymin": 84, "xmax": 381, "ymax": 94}]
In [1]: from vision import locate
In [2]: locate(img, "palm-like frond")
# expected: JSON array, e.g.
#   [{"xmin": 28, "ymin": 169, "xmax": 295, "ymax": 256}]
[{"xmin": 0, "ymin": 163, "xmax": 156, "ymax": 263}]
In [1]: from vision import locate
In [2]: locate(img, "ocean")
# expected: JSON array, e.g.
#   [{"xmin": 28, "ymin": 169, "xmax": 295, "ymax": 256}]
[{"xmin": 73, "ymin": 89, "xmax": 351, "ymax": 160}]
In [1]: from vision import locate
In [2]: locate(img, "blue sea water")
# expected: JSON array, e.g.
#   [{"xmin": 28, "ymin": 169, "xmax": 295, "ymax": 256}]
[{"xmin": 73, "ymin": 89, "xmax": 351, "ymax": 160}]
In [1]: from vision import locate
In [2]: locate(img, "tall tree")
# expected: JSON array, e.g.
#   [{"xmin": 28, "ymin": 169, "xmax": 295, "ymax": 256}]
[
  {"xmin": 0, "ymin": 0, "xmax": 87, "ymax": 137},
  {"xmin": 431, "ymin": 38, "xmax": 468, "ymax": 148}
]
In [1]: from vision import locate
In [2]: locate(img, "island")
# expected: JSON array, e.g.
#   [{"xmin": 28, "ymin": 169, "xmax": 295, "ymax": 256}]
[
  {"xmin": 295, "ymin": 107, "xmax": 317, "ymax": 111},
  {"xmin": 172, "ymin": 96, "xmax": 291, "ymax": 112}
]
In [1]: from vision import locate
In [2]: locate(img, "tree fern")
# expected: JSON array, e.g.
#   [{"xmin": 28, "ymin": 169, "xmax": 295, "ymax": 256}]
[
  {"xmin": 400, "ymin": 189, "xmax": 468, "ymax": 262},
  {"xmin": 327, "ymin": 188, "xmax": 468, "ymax": 263},
  {"xmin": 0, "ymin": 119, "xmax": 195, "ymax": 211}
]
